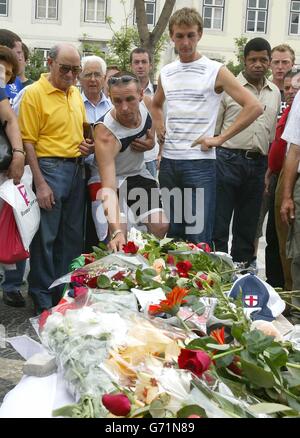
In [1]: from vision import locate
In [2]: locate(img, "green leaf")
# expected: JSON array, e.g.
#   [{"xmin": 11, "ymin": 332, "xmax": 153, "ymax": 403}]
[
  {"xmin": 243, "ymin": 330, "xmax": 275, "ymax": 355},
  {"xmin": 159, "ymin": 237, "xmax": 174, "ymax": 247},
  {"xmin": 231, "ymin": 323, "xmax": 246, "ymax": 344},
  {"xmin": 241, "ymin": 351, "xmax": 276, "ymax": 388},
  {"xmin": 187, "ymin": 337, "xmax": 217, "ymax": 350},
  {"xmin": 287, "ymin": 364, "xmax": 300, "ymax": 380},
  {"xmin": 215, "ymin": 354, "xmax": 234, "ymax": 369},
  {"xmin": 248, "ymin": 403, "xmax": 293, "ymax": 415},
  {"xmin": 142, "ymin": 268, "xmax": 157, "ymax": 277},
  {"xmin": 206, "ymin": 343, "xmax": 230, "ymax": 351},
  {"xmin": 264, "ymin": 344, "xmax": 288, "ymax": 368},
  {"xmin": 96, "ymin": 274, "xmax": 111, "ymax": 289},
  {"xmin": 176, "ymin": 405, "xmax": 207, "ymax": 418}
]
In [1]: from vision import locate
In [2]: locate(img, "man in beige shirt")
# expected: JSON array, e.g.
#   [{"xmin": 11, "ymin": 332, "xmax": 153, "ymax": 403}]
[{"xmin": 213, "ymin": 37, "xmax": 280, "ymax": 268}]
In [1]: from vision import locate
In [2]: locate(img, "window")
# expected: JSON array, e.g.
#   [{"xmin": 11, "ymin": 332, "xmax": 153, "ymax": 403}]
[
  {"xmin": 36, "ymin": 0, "xmax": 58, "ymax": 20},
  {"xmin": 0, "ymin": 0, "xmax": 8, "ymax": 16},
  {"xmin": 134, "ymin": 0, "xmax": 156, "ymax": 26},
  {"xmin": 290, "ymin": 1, "xmax": 300, "ymax": 35},
  {"xmin": 35, "ymin": 48, "xmax": 50, "ymax": 66},
  {"xmin": 246, "ymin": 0, "xmax": 268, "ymax": 33},
  {"xmin": 84, "ymin": 0, "xmax": 106, "ymax": 23},
  {"xmin": 203, "ymin": 0, "xmax": 225, "ymax": 31}
]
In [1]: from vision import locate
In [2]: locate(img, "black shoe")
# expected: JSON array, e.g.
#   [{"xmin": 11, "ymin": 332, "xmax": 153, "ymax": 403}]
[{"xmin": 3, "ymin": 291, "xmax": 26, "ymax": 308}]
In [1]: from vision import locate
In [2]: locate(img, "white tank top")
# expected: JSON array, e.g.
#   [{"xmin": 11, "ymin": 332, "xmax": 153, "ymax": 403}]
[
  {"xmin": 94, "ymin": 101, "xmax": 153, "ymax": 180},
  {"xmin": 160, "ymin": 55, "xmax": 223, "ymax": 160}
]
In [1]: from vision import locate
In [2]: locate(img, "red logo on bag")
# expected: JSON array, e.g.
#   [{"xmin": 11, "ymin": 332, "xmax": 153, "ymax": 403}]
[{"xmin": 17, "ymin": 184, "xmax": 30, "ymax": 206}]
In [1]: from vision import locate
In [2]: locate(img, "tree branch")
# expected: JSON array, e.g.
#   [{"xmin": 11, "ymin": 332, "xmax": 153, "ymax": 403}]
[{"xmin": 151, "ymin": 0, "xmax": 176, "ymax": 46}]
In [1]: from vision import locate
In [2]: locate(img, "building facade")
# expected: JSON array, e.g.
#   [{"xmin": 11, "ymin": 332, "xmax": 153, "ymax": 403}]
[{"xmin": 0, "ymin": 0, "xmax": 299, "ymax": 65}]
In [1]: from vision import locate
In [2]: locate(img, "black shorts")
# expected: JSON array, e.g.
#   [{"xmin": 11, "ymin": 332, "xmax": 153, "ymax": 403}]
[{"xmin": 118, "ymin": 175, "xmax": 163, "ymax": 223}]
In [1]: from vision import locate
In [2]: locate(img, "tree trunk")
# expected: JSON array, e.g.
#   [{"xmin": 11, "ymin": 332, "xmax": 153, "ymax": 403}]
[{"xmin": 134, "ymin": 0, "xmax": 176, "ymax": 81}]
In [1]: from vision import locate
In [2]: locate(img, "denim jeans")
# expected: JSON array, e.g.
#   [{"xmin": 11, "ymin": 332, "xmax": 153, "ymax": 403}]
[
  {"xmin": 159, "ymin": 158, "xmax": 216, "ymax": 244},
  {"xmin": 146, "ymin": 160, "xmax": 158, "ymax": 179},
  {"xmin": 213, "ymin": 147, "xmax": 267, "ymax": 264},
  {"xmin": 1, "ymin": 260, "xmax": 26, "ymax": 293},
  {"xmin": 28, "ymin": 158, "xmax": 85, "ymax": 310}
]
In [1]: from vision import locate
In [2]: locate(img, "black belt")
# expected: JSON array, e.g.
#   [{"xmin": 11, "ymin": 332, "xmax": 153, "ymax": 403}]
[
  {"xmin": 42, "ymin": 157, "xmax": 83, "ymax": 163},
  {"xmin": 219, "ymin": 147, "xmax": 265, "ymax": 160}
]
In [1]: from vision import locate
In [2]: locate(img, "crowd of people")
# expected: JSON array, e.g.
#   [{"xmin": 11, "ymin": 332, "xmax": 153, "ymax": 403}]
[{"xmin": 0, "ymin": 7, "xmax": 300, "ymax": 324}]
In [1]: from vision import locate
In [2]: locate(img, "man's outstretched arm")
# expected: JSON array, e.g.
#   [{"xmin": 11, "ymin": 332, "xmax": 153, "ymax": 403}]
[
  {"xmin": 192, "ymin": 66, "xmax": 263, "ymax": 150},
  {"xmin": 94, "ymin": 123, "xmax": 125, "ymax": 252}
]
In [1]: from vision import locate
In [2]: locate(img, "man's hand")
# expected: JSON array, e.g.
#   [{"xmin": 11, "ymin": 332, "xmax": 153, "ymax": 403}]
[
  {"xmin": 280, "ymin": 197, "xmax": 295, "ymax": 225},
  {"xmin": 79, "ymin": 139, "xmax": 94, "ymax": 156},
  {"xmin": 191, "ymin": 135, "xmax": 223, "ymax": 151},
  {"xmin": 36, "ymin": 181, "xmax": 55, "ymax": 210},
  {"xmin": 130, "ymin": 129, "xmax": 154, "ymax": 152},
  {"xmin": 264, "ymin": 168, "xmax": 272, "ymax": 195},
  {"xmin": 7, "ymin": 154, "xmax": 25, "ymax": 184},
  {"xmin": 156, "ymin": 125, "xmax": 166, "ymax": 146},
  {"xmin": 108, "ymin": 232, "xmax": 126, "ymax": 253}
]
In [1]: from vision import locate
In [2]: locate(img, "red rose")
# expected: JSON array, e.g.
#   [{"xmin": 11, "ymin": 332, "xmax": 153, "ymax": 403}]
[
  {"xmin": 83, "ymin": 254, "xmax": 95, "ymax": 265},
  {"xmin": 70, "ymin": 274, "xmax": 85, "ymax": 285},
  {"xmin": 102, "ymin": 393, "xmax": 131, "ymax": 417},
  {"xmin": 112, "ymin": 271, "xmax": 126, "ymax": 281},
  {"xmin": 196, "ymin": 242, "xmax": 211, "ymax": 253},
  {"xmin": 176, "ymin": 260, "xmax": 193, "ymax": 277},
  {"xmin": 178, "ymin": 349, "xmax": 211, "ymax": 378},
  {"xmin": 86, "ymin": 277, "xmax": 98, "ymax": 288},
  {"xmin": 166, "ymin": 255, "xmax": 175, "ymax": 265},
  {"xmin": 122, "ymin": 241, "xmax": 139, "ymax": 254},
  {"xmin": 143, "ymin": 252, "xmax": 149, "ymax": 259},
  {"xmin": 196, "ymin": 273, "xmax": 213, "ymax": 289}
]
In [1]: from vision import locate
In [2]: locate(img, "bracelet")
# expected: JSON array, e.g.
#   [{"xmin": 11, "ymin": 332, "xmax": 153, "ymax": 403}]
[
  {"xmin": 110, "ymin": 229, "xmax": 123, "ymax": 240},
  {"xmin": 12, "ymin": 148, "xmax": 26, "ymax": 156}
]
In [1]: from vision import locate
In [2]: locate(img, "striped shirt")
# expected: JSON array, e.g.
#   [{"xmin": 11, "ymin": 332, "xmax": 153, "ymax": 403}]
[{"xmin": 160, "ymin": 56, "xmax": 223, "ymax": 160}]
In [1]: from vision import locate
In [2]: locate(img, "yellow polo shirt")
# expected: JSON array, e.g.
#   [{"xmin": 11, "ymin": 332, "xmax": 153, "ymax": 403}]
[{"xmin": 18, "ymin": 73, "xmax": 87, "ymax": 158}]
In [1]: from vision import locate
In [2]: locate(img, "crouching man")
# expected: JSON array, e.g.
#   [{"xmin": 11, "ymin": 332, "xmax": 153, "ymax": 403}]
[{"xmin": 94, "ymin": 72, "xmax": 169, "ymax": 252}]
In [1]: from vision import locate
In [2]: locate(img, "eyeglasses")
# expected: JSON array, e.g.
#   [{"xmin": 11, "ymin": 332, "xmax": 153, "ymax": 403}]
[
  {"xmin": 55, "ymin": 61, "xmax": 82, "ymax": 75},
  {"xmin": 108, "ymin": 75, "xmax": 138, "ymax": 86},
  {"xmin": 82, "ymin": 72, "xmax": 103, "ymax": 79}
]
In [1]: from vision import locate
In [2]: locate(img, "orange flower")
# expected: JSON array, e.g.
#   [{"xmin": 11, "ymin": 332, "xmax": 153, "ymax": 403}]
[
  {"xmin": 149, "ymin": 286, "xmax": 188, "ymax": 316},
  {"xmin": 210, "ymin": 326, "xmax": 225, "ymax": 344}
]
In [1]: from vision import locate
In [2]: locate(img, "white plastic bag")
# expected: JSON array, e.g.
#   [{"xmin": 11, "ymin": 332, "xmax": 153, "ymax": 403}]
[{"xmin": 0, "ymin": 165, "xmax": 40, "ymax": 250}]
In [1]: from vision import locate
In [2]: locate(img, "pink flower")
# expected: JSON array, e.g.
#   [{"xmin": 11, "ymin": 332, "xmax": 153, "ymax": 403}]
[
  {"xmin": 196, "ymin": 273, "xmax": 213, "ymax": 289},
  {"xmin": 73, "ymin": 286, "xmax": 89, "ymax": 303},
  {"xmin": 102, "ymin": 393, "xmax": 131, "ymax": 417},
  {"xmin": 196, "ymin": 242, "xmax": 211, "ymax": 253},
  {"xmin": 188, "ymin": 415, "xmax": 202, "ymax": 418},
  {"xmin": 178, "ymin": 349, "xmax": 211, "ymax": 378},
  {"xmin": 122, "ymin": 241, "xmax": 139, "ymax": 254},
  {"xmin": 38, "ymin": 309, "xmax": 51, "ymax": 331},
  {"xmin": 166, "ymin": 255, "xmax": 175, "ymax": 265}
]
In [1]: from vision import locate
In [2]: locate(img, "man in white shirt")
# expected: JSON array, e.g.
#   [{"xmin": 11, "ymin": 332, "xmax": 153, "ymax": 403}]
[
  {"xmin": 280, "ymin": 89, "xmax": 300, "ymax": 323},
  {"xmin": 152, "ymin": 7, "xmax": 263, "ymax": 245},
  {"xmin": 130, "ymin": 48, "xmax": 159, "ymax": 178}
]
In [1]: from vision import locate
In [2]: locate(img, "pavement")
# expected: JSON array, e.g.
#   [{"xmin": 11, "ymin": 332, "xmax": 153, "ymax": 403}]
[{"xmin": 0, "ymin": 234, "xmax": 267, "ymax": 407}]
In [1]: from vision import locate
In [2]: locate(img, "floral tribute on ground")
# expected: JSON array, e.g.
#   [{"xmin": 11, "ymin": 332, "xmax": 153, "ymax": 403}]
[{"xmin": 32, "ymin": 229, "xmax": 300, "ymax": 418}]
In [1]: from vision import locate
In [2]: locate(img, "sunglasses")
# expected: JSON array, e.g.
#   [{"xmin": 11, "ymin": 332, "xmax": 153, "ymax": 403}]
[
  {"xmin": 108, "ymin": 75, "xmax": 138, "ymax": 86},
  {"xmin": 55, "ymin": 62, "xmax": 82, "ymax": 75}
]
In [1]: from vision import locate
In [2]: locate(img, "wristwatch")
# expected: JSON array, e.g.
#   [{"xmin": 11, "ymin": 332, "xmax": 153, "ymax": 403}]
[{"xmin": 110, "ymin": 229, "xmax": 123, "ymax": 240}]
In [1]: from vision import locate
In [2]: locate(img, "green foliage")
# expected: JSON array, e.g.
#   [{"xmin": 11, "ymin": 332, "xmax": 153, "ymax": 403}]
[
  {"xmin": 25, "ymin": 49, "xmax": 47, "ymax": 81},
  {"xmin": 226, "ymin": 36, "xmax": 248, "ymax": 76}
]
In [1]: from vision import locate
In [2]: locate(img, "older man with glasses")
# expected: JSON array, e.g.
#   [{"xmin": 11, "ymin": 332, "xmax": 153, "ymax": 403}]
[
  {"xmin": 79, "ymin": 55, "xmax": 112, "ymax": 249},
  {"xmin": 18, "ymin": 43, "xmax": 90, "ymax": 314}
]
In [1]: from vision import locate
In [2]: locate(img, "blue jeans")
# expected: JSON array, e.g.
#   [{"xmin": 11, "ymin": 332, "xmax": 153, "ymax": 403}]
[
  {"xmin": 159, "ymin": 158, "xmax": 216, "ymax": 244},
  {"xmin": 146, "ymin": 160, "xmax": 158, "ymax": 179},
  {"xmin": 213, "ymin": 147, "xmax": 267, "ymax": 264},
  {"xmin": 28, "ymin": 158, "xmax": 85, "ymax": 310},
  {"xmin": 1, "ymin": 260, "xmax": 26, "ymax": 293}
]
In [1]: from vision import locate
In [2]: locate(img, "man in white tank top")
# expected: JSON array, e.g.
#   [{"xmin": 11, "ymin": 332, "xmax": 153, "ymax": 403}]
[
  {"xmin": 94, "ymin": 72, "xmax": 169, "ymax": 252},
  {"xmin": 152, "ymin": 7, "xmax": 263, "ymax": 245}
]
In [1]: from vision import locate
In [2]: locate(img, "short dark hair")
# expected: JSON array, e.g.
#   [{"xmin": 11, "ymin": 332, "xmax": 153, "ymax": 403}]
[
  {"xmin": 0, "ymin": 45, "xmax": 19, "ymax": 83},
  {"xmin": 244, "ymin": 37, "xmax": 271, "ymax": 59},
  {"xmin": 108, "ymin": 70, "xmax": 141, "ymax": 91},
  {"xmin": 0, "ymin": 29, "xmax": 22, "ymax": 49},
  {"xmin": 130, "ymin": 47, "xmax": 152, "ymax": 64},
  {"xmin": 22, "ymin": 42, "xmax": 30, "ymax": 62}
]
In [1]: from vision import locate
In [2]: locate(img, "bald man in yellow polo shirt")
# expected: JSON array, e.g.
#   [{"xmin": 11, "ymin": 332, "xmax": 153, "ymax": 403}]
[{"xmin": 18, "ymin": 43, "xmax": 91, "ymax": 314}]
